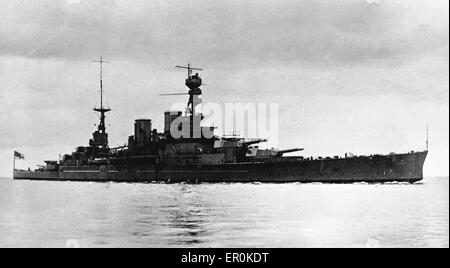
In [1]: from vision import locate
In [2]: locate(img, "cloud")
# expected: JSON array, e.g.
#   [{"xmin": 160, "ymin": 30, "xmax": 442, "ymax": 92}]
[{"xmin": 0, "ymin": 0, "xmax": 448, "ymax": 67}]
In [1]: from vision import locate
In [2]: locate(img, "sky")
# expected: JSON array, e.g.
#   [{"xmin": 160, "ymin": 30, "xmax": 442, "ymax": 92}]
[{"xmin": 0, "ymin": 0, "xmax": 448, "ymax": 177}]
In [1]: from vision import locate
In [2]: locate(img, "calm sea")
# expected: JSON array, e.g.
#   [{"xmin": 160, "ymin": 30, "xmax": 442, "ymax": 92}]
[{"xmin": 0, "ymin": 177, "xmax": 448, "ymax": 248}]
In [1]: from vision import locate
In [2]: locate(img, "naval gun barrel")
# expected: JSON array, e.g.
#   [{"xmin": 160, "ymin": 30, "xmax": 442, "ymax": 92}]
[
  {"xmin": 276, "ymin": 148, "xmax": 304, "ymax": 156},
  {"xmin": 242, "ymin": 139, "xmax": 268, "ymax": 146}
]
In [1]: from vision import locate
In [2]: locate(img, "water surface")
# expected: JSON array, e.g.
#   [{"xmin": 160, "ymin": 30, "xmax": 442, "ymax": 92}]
[{"xmin": 0, "ymin": 177, "xmax": 448, "ymax": 248}]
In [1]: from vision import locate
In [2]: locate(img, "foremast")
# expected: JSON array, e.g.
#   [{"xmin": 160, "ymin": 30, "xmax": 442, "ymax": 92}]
[{"xmin": 90, "ymin": 57, "xmax": 111, "ymax": 151}]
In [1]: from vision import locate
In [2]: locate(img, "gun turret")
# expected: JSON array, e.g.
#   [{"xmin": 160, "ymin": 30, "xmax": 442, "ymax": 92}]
[{"xmin": 276, "ymin": 148, "xmax": 304, "ymax": 156}]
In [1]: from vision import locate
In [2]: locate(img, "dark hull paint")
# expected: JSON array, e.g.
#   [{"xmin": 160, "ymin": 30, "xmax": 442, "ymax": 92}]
[{"xmin": 13, "ymin": 151, "xmax": 428, "ymax": 184}]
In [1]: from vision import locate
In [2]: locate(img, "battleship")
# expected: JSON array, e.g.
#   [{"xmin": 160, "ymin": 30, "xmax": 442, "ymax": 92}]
[{"xmin": 13, "ymin": 59, "xmax": 428, "ymax": 183}]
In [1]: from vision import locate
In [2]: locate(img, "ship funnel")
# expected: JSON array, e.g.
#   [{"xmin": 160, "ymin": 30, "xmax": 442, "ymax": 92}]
[
  {"xmin": 134, "ymin": 119, "xmax": 152, "ymax": 147},
  {"xmin": 164, "ymin": 111, "xmax": 183, "ymax": 133}
]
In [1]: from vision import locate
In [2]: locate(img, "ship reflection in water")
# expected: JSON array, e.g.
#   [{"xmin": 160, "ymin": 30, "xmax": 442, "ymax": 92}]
[{"xmin": 0, "ymin": 177, "xmax": 448, "ymax": 248}]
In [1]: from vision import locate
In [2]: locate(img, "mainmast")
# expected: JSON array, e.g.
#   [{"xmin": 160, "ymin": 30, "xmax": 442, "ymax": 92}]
[
  {"xmin": 175, "ymin": 63, "xmax": 203, "ymax": 115},
  {"xmin": 176, "ymin": 63, "xmax": 203, "ymax": 138}
]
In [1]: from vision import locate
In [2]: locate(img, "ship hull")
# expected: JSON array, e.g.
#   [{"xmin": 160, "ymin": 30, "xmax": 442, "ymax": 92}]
[{"xmin": 14, "ymin": 151, "xmax": 427, "ymax": 183}]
